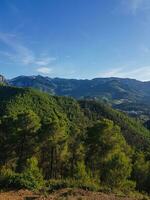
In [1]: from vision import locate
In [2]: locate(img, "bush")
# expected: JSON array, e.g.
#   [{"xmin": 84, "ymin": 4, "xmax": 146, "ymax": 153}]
[
  {"xmin": 120, "ymin": 180, "xmax": 136, "ymax": 194},
  {"xmin": 46, "ymin": 179, "xmax": 100, "ymax": 192},
  {"xmin": 132, "ymin": 152, "xmax": 150, "ymax": 193},
  {"xmin": 20, "ymin": 157, "xmax": 44, "ymax": 190},
  {"xmin": 101, "ymin": 152, "xmax": 132, "ymax": 189},
  {"xmin": 0, "ymin": 157, "xmax": 45, "ymax": 190},
  {"xmin": 0, "ymin": 167, "xmax": 16, "ymax": 188}
]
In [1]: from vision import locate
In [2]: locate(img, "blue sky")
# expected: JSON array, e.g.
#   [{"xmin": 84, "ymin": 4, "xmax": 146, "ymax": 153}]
[{"xmin": 0, "ymin": 0, "xmax": 150, "ymax": 80}]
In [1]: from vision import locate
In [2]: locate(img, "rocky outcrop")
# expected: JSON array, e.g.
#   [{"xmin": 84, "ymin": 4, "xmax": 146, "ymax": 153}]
[{"xmin": 0, "ymin": 75, "xmax": 7, "ymax": 84}]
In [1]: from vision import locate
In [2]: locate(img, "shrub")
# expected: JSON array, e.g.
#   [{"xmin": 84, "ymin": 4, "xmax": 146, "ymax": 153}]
[
  {"xmin": 46, "ymin": 179, "xmax": 100, "ymax": 192},
  {"xmin": 20, "ymin": 157, "xmax": 45, "ymax": 190},
  {"xmin": 101, "ymin": 152, "xmax": 132, "ymax": 189},
  {"xmin": 0, "ymin": 167, "xmax": 16, "ymax": 188},
  {"xmin": 0, "ymin": 157, "xmax": 45, "ymax": 190},
  {"xmin": 120, "ymin": 180, "xmax": 136, "ymax": 194}
]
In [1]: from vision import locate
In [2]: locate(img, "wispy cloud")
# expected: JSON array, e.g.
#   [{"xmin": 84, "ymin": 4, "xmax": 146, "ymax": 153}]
[
  {"xmin": 123, "ymin": 0, "xmax": 144, "ymax": 14},
  {"xmin": 139, "ymin": 44, "xmax": 150, "ymax": 55},
  {"xmin": 127, "ymin": 66, "xmax": 150, "ymax": 80},
  {"xmin": 98, "ymin": 66, "xmax": 150, "ymax": 81},
  {"xmin": 117, "ymin": 0, "xmax": 150, "ymax": 15},
  {"xmin": 0, "ymin": 32, "xmax": 34, "ymax": 65},
  {"xmin": 37, "ymin": 67, "xmax": 53, "ymax": 75},
  {"xmin": 35, "ymin": 57, "xmax": 57, "ymax": 66},
  {"xmin": 0, "ymin": 32, "xmax": 57, "ymax": 67},
  {"xmin": 98, "ymin": 68, "xmax": 124, "ymax": 78}
]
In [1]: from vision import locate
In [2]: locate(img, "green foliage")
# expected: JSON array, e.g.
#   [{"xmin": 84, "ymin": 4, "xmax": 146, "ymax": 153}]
[
  {"xmin": 132, "ymin": 152, "xmax": 150, "ymax": 193},
  {"xmin": 16, "ymin": 111, "xmax": 41, "ymax": 171},
  {"xmin": 0, "ymin": 166, "xmax": 15, "ymax": 188},
  {"xmin": 120, "ymin": 180, "xmax": 136, "ymax": 194},
  {"xmin": 46, "ymin": 179, "xmax": 100, "ymax": 192},
  {"xmin": 85, "ymin": 119, "xmax": 132, "ymax": 189},
  {"xmin": 0, "ymin": 85, "xmax": 150, "ymax": 195},
  {"xmin": 0, "ymin": 157, "xmax": 44, "ymax": 190},
  {"xmin": 9, "ymin": 75, "xmax": 150, "ymax": 106},
  {"xmin": 80, "ymin": 100, "xmax": 150, "ymax": 152},
  {"xmin": 74, "ymin": 161, "xmax": 88, "ymax": 180},
  {"xmin": 18, "ymin": 157, "xmax": 44, "ymax": 190},
  {"xmin": 101, "ymin": 152, "xmax": 132, "ymax": 188},
  {"xmin": 39, "ymin": 119, "xmax": 68, "ymax": 179}
]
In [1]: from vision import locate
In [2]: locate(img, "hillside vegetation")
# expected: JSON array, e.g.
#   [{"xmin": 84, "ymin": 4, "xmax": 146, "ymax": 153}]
[
  {"xmin": 9, "ymin": 75, "xmax": 150, "ymax": 126},
  {"xmin": 9, "ymin": 75, "xmax": 150, "ymax": 105},
  {"xmin": 0, "ymin": 85, "xmax": 150, "ymax": 197}
]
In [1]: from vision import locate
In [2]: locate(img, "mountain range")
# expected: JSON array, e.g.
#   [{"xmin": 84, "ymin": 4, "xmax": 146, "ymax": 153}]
[
  {"xmin": 8, "ymin": 75, "xmax": 150, "ymax": 103},
  {"xmin": 1, "ymin": 74, "xmax": 150, "ymax": 121},
  {"xmin": 0, "ymin": 75, "xmax": 150, "ymax": 195}
]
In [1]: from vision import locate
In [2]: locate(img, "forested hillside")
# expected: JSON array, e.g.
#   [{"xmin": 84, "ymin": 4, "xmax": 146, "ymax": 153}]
[
  {"xmin": 0, "ymin": 85, "xmax": 150, "ymax": 196},
  {"xmin": 9, "ymin": 75, "xmax": 150, "ymax": 104},
  {"xmin": 9, "ymin": 75, "xmax": 150, "ymax": 127}
]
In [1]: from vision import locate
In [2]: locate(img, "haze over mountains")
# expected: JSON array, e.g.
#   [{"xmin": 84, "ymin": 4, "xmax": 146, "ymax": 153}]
[
  {"xmin": 1, "ymin": 74, "xmax": 150, "ymax": 120},
  {"xmin": 8, "ymin": 75, "xmax": 150, "ymax": 104}
]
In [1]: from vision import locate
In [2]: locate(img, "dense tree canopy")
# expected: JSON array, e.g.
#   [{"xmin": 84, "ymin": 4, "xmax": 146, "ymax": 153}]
[{"xmin": 0, "ymin": 85, "xmax": 150, "ymax": 194}]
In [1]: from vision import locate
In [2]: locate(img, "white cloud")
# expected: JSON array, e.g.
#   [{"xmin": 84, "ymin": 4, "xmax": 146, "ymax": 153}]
[
  {"xmin": 98, "ymin": 66, "xmax": 150, "ymax": 81},
  {"xmin": 126, "ymin": 66, "xmax": 150, "ymax": 80},
  {"xmin": 0, "ymin": 32, "xmax": 34, "ymax": 65},
  {"xmin": 36, "ymin": 67, "xmax": 53, "ymax": 75},
  {"xmin": 35, "ymin": 57, "xmax": 57, "ymax": 66},
  {"xmin": 0, "ymin": 32, "xmax": 57, "ymax": 66}
]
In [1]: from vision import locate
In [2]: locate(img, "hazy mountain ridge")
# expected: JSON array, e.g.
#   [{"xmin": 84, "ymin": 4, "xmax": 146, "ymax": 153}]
[
  {"xmin": 8, "ymin": 75, "xmax": 150, "ymax": 125},
  {"xmin": 9, "ymin": 75, "xmax": 150, "ymax": 102}
]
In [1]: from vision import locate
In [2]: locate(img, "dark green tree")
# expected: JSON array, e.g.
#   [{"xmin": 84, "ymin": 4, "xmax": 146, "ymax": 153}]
[
  {"xmin": 39, "ymin": 118, "xmax": 68, "ymax": 179},
  {"xmin": 85, "ymin": 119, "xmax": 132, "ymax": 187},
  {"xmin": 132, "ymin": 152, "xmax": 150, "ymax": 193},
  {"xmin": 15, "ymin": 111, "xmax": 41, "ymax": 172}
]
